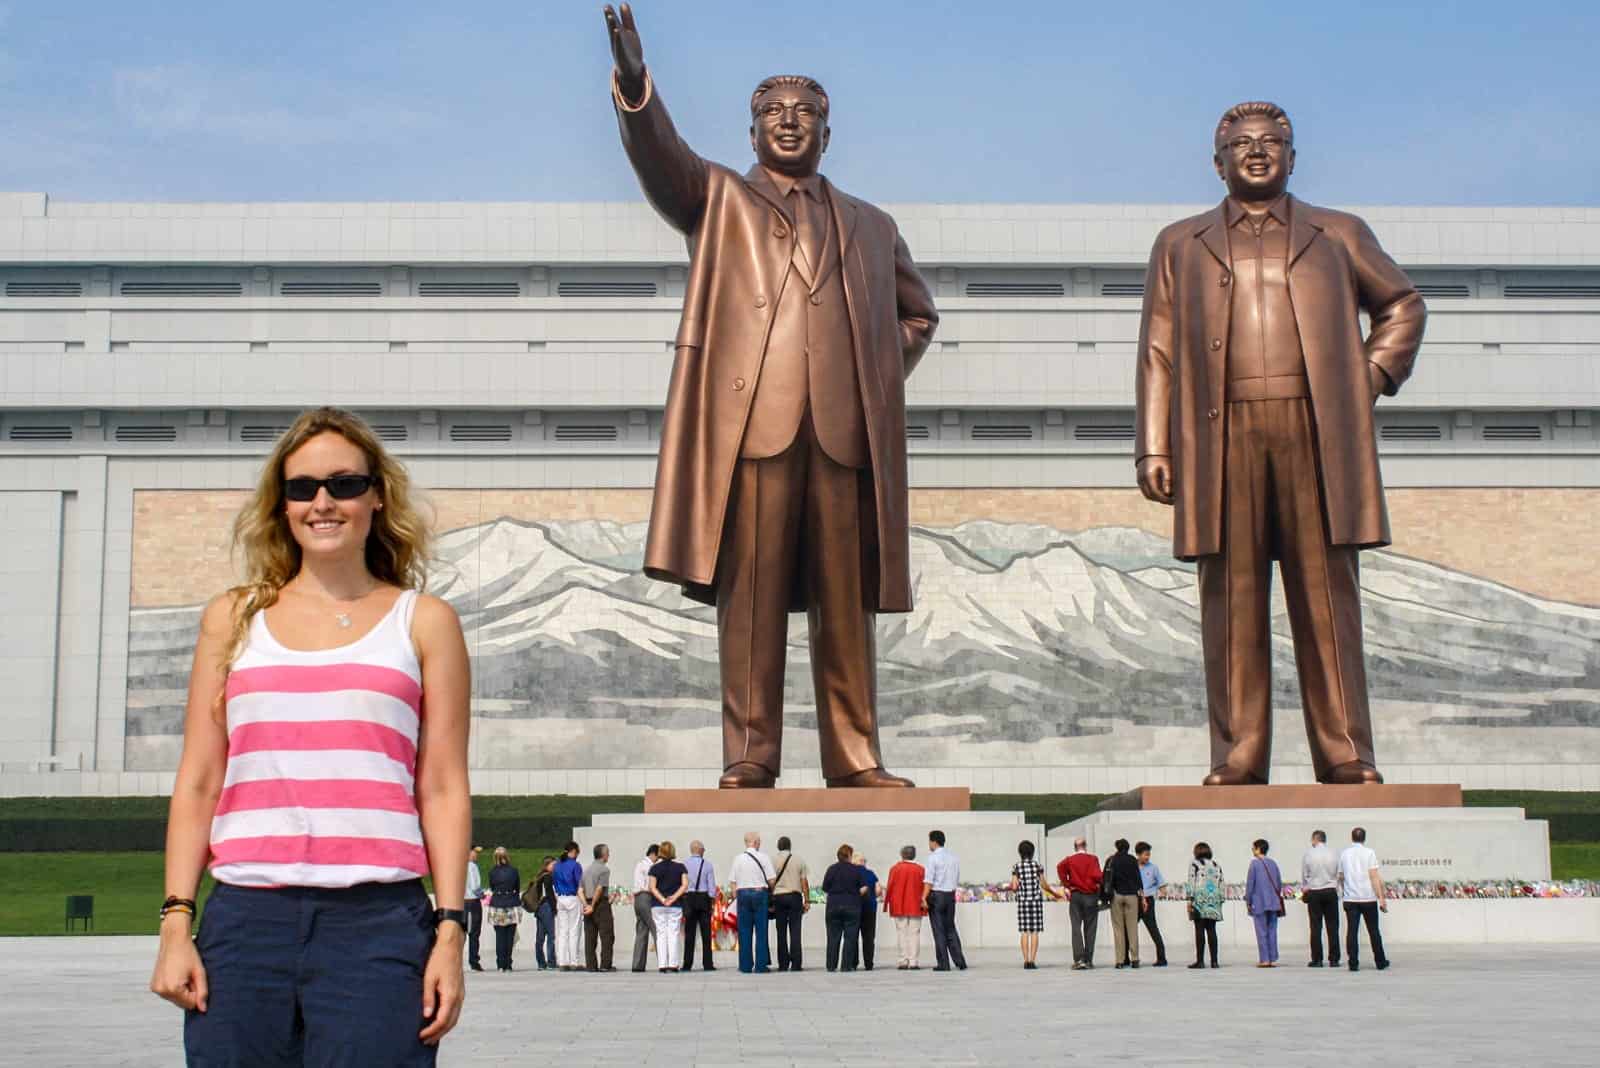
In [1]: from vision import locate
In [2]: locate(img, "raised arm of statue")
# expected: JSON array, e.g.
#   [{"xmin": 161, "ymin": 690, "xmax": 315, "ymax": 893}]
[{"xmin": 603, "ymin": 3, "xmax": 709, "ymax": 235}]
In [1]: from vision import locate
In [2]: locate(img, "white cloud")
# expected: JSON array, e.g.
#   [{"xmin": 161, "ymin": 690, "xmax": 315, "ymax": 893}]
[{"xmin": 111, "ymin": 63, "xmax": 438, "ymax": 147}]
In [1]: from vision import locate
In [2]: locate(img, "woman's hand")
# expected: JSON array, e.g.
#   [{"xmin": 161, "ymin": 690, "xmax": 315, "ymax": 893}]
[
  {"xmin": 150, "ymin": 917, "xmax": 208, "ymax": 1012},
  {"xmin": 418, "ymin": 927, "xmax": 465, "ymax": 1046}
]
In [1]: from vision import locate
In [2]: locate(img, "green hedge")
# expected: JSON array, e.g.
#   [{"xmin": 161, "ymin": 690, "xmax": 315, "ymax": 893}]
[
  {"xmin": 0, "ymin": 795, "xmax": 645, "ymax": 853},
  {"xmin": 0, "ymin": 818, "xmax": 169, "ymax": 852},
  {"xmin": 2, "ymin": 791, "xmax": 1596, "ymax": 852}
]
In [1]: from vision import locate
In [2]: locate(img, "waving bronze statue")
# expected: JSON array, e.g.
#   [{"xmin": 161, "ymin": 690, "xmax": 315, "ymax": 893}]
[
  {"xmin": 603, "ymin": 5, "xmax": 938, "ymax": 788},
  {"xmin": 1135, "ymin": 102, "xmax": 1426, "ymax": 786}
]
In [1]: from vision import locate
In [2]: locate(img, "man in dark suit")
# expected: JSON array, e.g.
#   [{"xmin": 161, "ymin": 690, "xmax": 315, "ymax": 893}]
[
  {"xmin": 1135, "ymin": 101, "xmax": 1426, "ymax": 786},
  {"xmin": 603, "ymin": 5, "xmax": 938, "ymax": 788}
]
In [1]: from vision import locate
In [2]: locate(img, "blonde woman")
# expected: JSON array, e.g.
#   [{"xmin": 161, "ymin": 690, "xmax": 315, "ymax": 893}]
[
  {"xmin": 486, "ymin": 846, "xmax": 522, "ymax": 972},
  {"xmin": 648, "ymin": 840, "xmax": 688, "ymax": 972},
  {"xmin": 148, "ymin": 407, "xmax": 471, "ymax": 1063}
]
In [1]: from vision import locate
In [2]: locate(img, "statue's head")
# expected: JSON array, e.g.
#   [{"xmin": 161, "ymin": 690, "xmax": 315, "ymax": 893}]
[
  {"xmin": 1213, "ymin": 101, "xmax": 1295, "ymax": 202},
  {"xmin": 749, "ymin": 75, "xmax": 830, "ymax": 178}
]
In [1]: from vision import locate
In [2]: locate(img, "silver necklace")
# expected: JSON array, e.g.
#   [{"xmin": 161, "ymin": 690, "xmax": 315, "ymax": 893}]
[{"xmin": 329, "ymin": 588, "xmax": 376, "ymax": 629}]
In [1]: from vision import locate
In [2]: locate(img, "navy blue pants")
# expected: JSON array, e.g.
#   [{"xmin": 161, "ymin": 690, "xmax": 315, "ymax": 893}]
[
  {"xmin": 534, "ymin": 900, "xmax": 556, "ymax": 968},
  {"xmin": 184, "ymin": 880, "xmax": 438, "ymax": 1067},
  {"xmin": 735, "ymin": 889, "xmax": 771, "ymax": 973}
]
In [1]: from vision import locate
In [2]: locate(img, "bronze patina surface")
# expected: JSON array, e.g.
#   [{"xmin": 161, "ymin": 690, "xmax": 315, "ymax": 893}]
[
  {"xmin": 603, "ymin": 5, "xmax": 938, "ymax": 788},
  {"xmin": 1134, "ymin": 102, "xmax": 1426, "ymax": 786}
]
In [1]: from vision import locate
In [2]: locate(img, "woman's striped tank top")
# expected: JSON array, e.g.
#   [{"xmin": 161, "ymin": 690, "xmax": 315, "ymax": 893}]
[{"xmin": 210, "ymin": 588, "xmax": 430, "ymax": 888}]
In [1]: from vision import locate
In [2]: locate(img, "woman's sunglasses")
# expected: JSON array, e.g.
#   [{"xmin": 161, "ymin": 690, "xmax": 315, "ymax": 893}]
[{"xmin": 283, "ymin": 474, "xmax": 379, "ymax": 502}]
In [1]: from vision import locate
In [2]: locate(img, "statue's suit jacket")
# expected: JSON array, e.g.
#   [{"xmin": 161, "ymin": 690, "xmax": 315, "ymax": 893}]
[
  {"xmin": 1134, "ymin": 195, "xmax": 1425, "ymax": 560},
  {"xmin": 613, "ymin": 74, "xmax": 939, "ymax": 610}
]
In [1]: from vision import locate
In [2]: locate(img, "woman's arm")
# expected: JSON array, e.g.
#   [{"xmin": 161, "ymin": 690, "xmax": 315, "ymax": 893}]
[
  {"xmin": 650, "ymin": 874, "xmax": 664, "ymax": 905},
  {"xmin": 149, "ymin": 593, "xmax": 236, "ymax": 1012},
  {"xmin": 411, "ymin": 594, "xmax": 471, "ymax": 1045},
  {"xmin": 413, "ymin": 594, "xmax": 471, "ymax": 905}
]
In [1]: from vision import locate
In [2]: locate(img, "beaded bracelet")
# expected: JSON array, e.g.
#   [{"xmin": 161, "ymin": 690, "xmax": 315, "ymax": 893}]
[{"xmin": 160, "ymin": 896, "xmax": 197, "ymax": 922}]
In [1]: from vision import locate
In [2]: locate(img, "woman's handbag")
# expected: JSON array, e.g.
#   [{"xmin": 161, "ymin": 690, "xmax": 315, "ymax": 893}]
[{"xmin": 1266, "ymin": 861, "xmax": 1287, "ymax": 918}]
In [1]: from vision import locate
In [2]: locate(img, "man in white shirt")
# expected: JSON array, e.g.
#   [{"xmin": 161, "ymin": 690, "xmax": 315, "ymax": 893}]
[
  {"xmin": 1337, "ymin": 826, "xmax": 1390, "ymax": 972},
  {"xmin": 920, "ymin": 830, "xmax": 967, "ymax": 971},
  {"xmin": 728, "ymin": 831, "xmax": 778, "ymax": 973},
  {"xmin": 630, "ymin": 843, "xmax": 659, "ymax": 973},
  {"xmin": 1300, "ymin": 829, "xmax": 1341, "ymax": 968},
  {"xmin": 464, "ymin": 845, "xmax": 484, "ymax": 972}
]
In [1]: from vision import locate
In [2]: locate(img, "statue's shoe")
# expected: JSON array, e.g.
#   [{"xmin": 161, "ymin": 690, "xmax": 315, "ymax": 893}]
[
  {"xmin": 1201, "ymin": 766, "xmax": 1268, "ymax": 787},
  {"xmin": 718, "ymin": 762, "xmax": 777, "ymax": 789},
  {"xmin": 825, "ymin": 767, "xmax": 915, "ymax": 788},
  {"xmin": 1322, "ymin": 762, "xmax": 1384, "ymax": 785}
]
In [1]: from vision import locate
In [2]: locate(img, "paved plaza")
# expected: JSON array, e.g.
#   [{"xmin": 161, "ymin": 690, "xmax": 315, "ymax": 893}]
[{"xmin": 6, "ymin": 937, "xmax": 1599, "ymax": 1066}]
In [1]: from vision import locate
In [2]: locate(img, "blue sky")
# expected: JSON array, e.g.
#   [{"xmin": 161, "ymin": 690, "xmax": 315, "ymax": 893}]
[{"xmin": 2, "ymin": 0, "xmax": 1597, "ymax": 205}]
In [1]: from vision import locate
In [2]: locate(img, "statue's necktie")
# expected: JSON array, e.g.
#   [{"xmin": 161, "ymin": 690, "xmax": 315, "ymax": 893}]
[{"xmin": 792, "ymin": 185, "xmax": 823, "ymax": 281}]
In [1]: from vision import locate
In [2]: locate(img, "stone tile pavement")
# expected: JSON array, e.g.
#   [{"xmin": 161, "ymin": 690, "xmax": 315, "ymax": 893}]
[{"xmin": 5, "ymin": 937, "xmax": 1598, "ymax": 1066}]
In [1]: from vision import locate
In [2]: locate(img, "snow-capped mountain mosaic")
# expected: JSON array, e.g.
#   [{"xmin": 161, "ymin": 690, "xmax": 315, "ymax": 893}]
[{"xmin": 125, "ymin": 519, "xmax": 1600, "ymax": 771}]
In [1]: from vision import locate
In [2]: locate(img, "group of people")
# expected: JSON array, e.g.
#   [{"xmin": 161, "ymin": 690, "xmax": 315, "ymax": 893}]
[
  {"xmin": 462, "ymin": 826, "xmax": 1394, "ymax": 977},
  {"xmin": 461, "ymin": 830, "xmax": 972, "ymax": 974},
  {"xmin": 1047, "ymin": 828, "xmax": 1390, "ymax": 972}
]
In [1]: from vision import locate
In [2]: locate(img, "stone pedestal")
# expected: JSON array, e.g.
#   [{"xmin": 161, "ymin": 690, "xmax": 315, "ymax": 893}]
[
  {"xmin": 1050, "ymin": 785, "xmax": 1548, "ymax": 882},
  {"xmin": 575, "ymin": 789, "xmax": 1036, "ymax": 884},
  {"xmin": 644, "ymin": 787, "xmax": 972, "ymax": 813},
  {"xmin": 1097, "ymin": 783, "xmax": 1463, "ymax": 810}
]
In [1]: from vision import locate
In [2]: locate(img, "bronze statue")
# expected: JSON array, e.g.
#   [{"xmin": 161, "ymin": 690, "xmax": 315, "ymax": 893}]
[
  {"xmin": 602, "ymin": 4, "xmax": 938, "ymax": 788},
  {"xmin": 1134, "ymin": 102, "xmax": 1426, "ymax": 786}
]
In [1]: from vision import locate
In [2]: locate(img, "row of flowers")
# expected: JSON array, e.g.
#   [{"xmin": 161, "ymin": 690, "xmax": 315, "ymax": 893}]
[{"xmin": 589, "ymin": 879, "xmax": 1598, "ymax": 906}]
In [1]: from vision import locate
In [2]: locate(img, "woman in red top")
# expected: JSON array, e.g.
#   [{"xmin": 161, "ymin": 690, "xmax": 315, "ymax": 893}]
[{"xmin": 883, "ymin": 845, "xmax": 928, "ymax": 970}]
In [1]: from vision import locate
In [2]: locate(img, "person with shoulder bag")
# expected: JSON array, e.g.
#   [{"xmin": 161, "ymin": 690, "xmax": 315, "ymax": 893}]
[
  {"xmin": 526, "ymin": 856, "xmax": 557, "ymax": 970},
  {"xmin": 768, "ymin": 836, "xmax": 810, "ymax": 971},
  {"xmin": 1245, "ymin": 838, "xmax": 1286, "ymax": 967},
  {"xmin": 728, "ymin": 832, "xmax": 777, "ymax": 973}
]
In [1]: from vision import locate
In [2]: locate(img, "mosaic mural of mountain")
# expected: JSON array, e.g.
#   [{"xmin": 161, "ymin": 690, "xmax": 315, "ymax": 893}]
[{"xmin": 124, "ymin": 517, "xmax": 1600, "ymax": 770}]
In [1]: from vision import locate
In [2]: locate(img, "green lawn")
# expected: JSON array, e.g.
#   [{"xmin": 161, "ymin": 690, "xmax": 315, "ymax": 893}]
[
  {"xmin": 1553, "ymin": 843, "xmax": 1600, "ymax": 881},
  {"xmin": 0, "ymin": 852, "xmax": 215, "ymax": 936},
  {"xmin": 0, "ymin": 848, "xmax": 567, "ymax": 937}
]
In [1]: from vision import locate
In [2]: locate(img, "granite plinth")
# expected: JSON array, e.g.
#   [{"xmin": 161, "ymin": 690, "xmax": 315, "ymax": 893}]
[
  {"xmin": 575, "ymin": 807, "xmax": 1035, "ymax": 884},
  {"xmin": 1098, "ymin": 783, "xmax": 1464, "ymax": 811},
  {"xmin": 644, "ymin": 787, "xmax": 971, "ymax": 813},
  {"xmin": 1049, "ymin": 805, "xmax": 1549, "ymax": 882}
]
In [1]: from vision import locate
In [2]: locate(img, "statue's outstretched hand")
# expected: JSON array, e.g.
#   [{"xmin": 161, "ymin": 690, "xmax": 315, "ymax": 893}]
[{"xmin": 603, "ymin": 4, "xmax": 646, "ymax": 100}]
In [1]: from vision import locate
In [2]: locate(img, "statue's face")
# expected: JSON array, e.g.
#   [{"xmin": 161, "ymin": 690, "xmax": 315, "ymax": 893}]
[
  {"xmin": 750, "ymin": 85, "xmax": 829, "ymax": 177},
  {"xmin": 1213, "ymin": 114, "xmax": 1295, "ymax": 201}
]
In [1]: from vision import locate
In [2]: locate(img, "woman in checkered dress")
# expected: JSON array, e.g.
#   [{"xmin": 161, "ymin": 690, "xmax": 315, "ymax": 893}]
[{"xmin": 1010, "ymin": 840, "xmax": 1062, "ymax": 969}]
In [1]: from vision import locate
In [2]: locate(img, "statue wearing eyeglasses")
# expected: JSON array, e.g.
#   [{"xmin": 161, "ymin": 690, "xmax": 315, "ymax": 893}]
[
  {"xmin": 1134, "ymin": 102, "xmax": 1426, "ymax": 786},
  {"xmin": 602, "ymin": 5, "xmax": 939, "ymax": 788}
]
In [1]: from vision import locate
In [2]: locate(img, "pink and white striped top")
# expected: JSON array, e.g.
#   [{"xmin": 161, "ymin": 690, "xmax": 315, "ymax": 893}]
[{"xmin": 211, "ymin": 589, "xmax": 430, "ymax": 888}]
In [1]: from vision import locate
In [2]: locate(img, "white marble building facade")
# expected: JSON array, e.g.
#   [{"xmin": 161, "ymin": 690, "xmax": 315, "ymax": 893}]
[{"xmin": 2, "ymin": 191, "xmax": 1597, "ymax": 795}]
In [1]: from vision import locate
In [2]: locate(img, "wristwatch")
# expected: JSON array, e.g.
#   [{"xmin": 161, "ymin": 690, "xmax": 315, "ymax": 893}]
[{"xmin": 434, "ymin": 907, "xmax": 467, "ymax": 931}]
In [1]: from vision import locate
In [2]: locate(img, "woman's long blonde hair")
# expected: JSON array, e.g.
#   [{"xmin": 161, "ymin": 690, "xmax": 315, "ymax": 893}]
[{"xmin": 223, "ymin": 407, "xmax": 431, "ymax": 667}]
